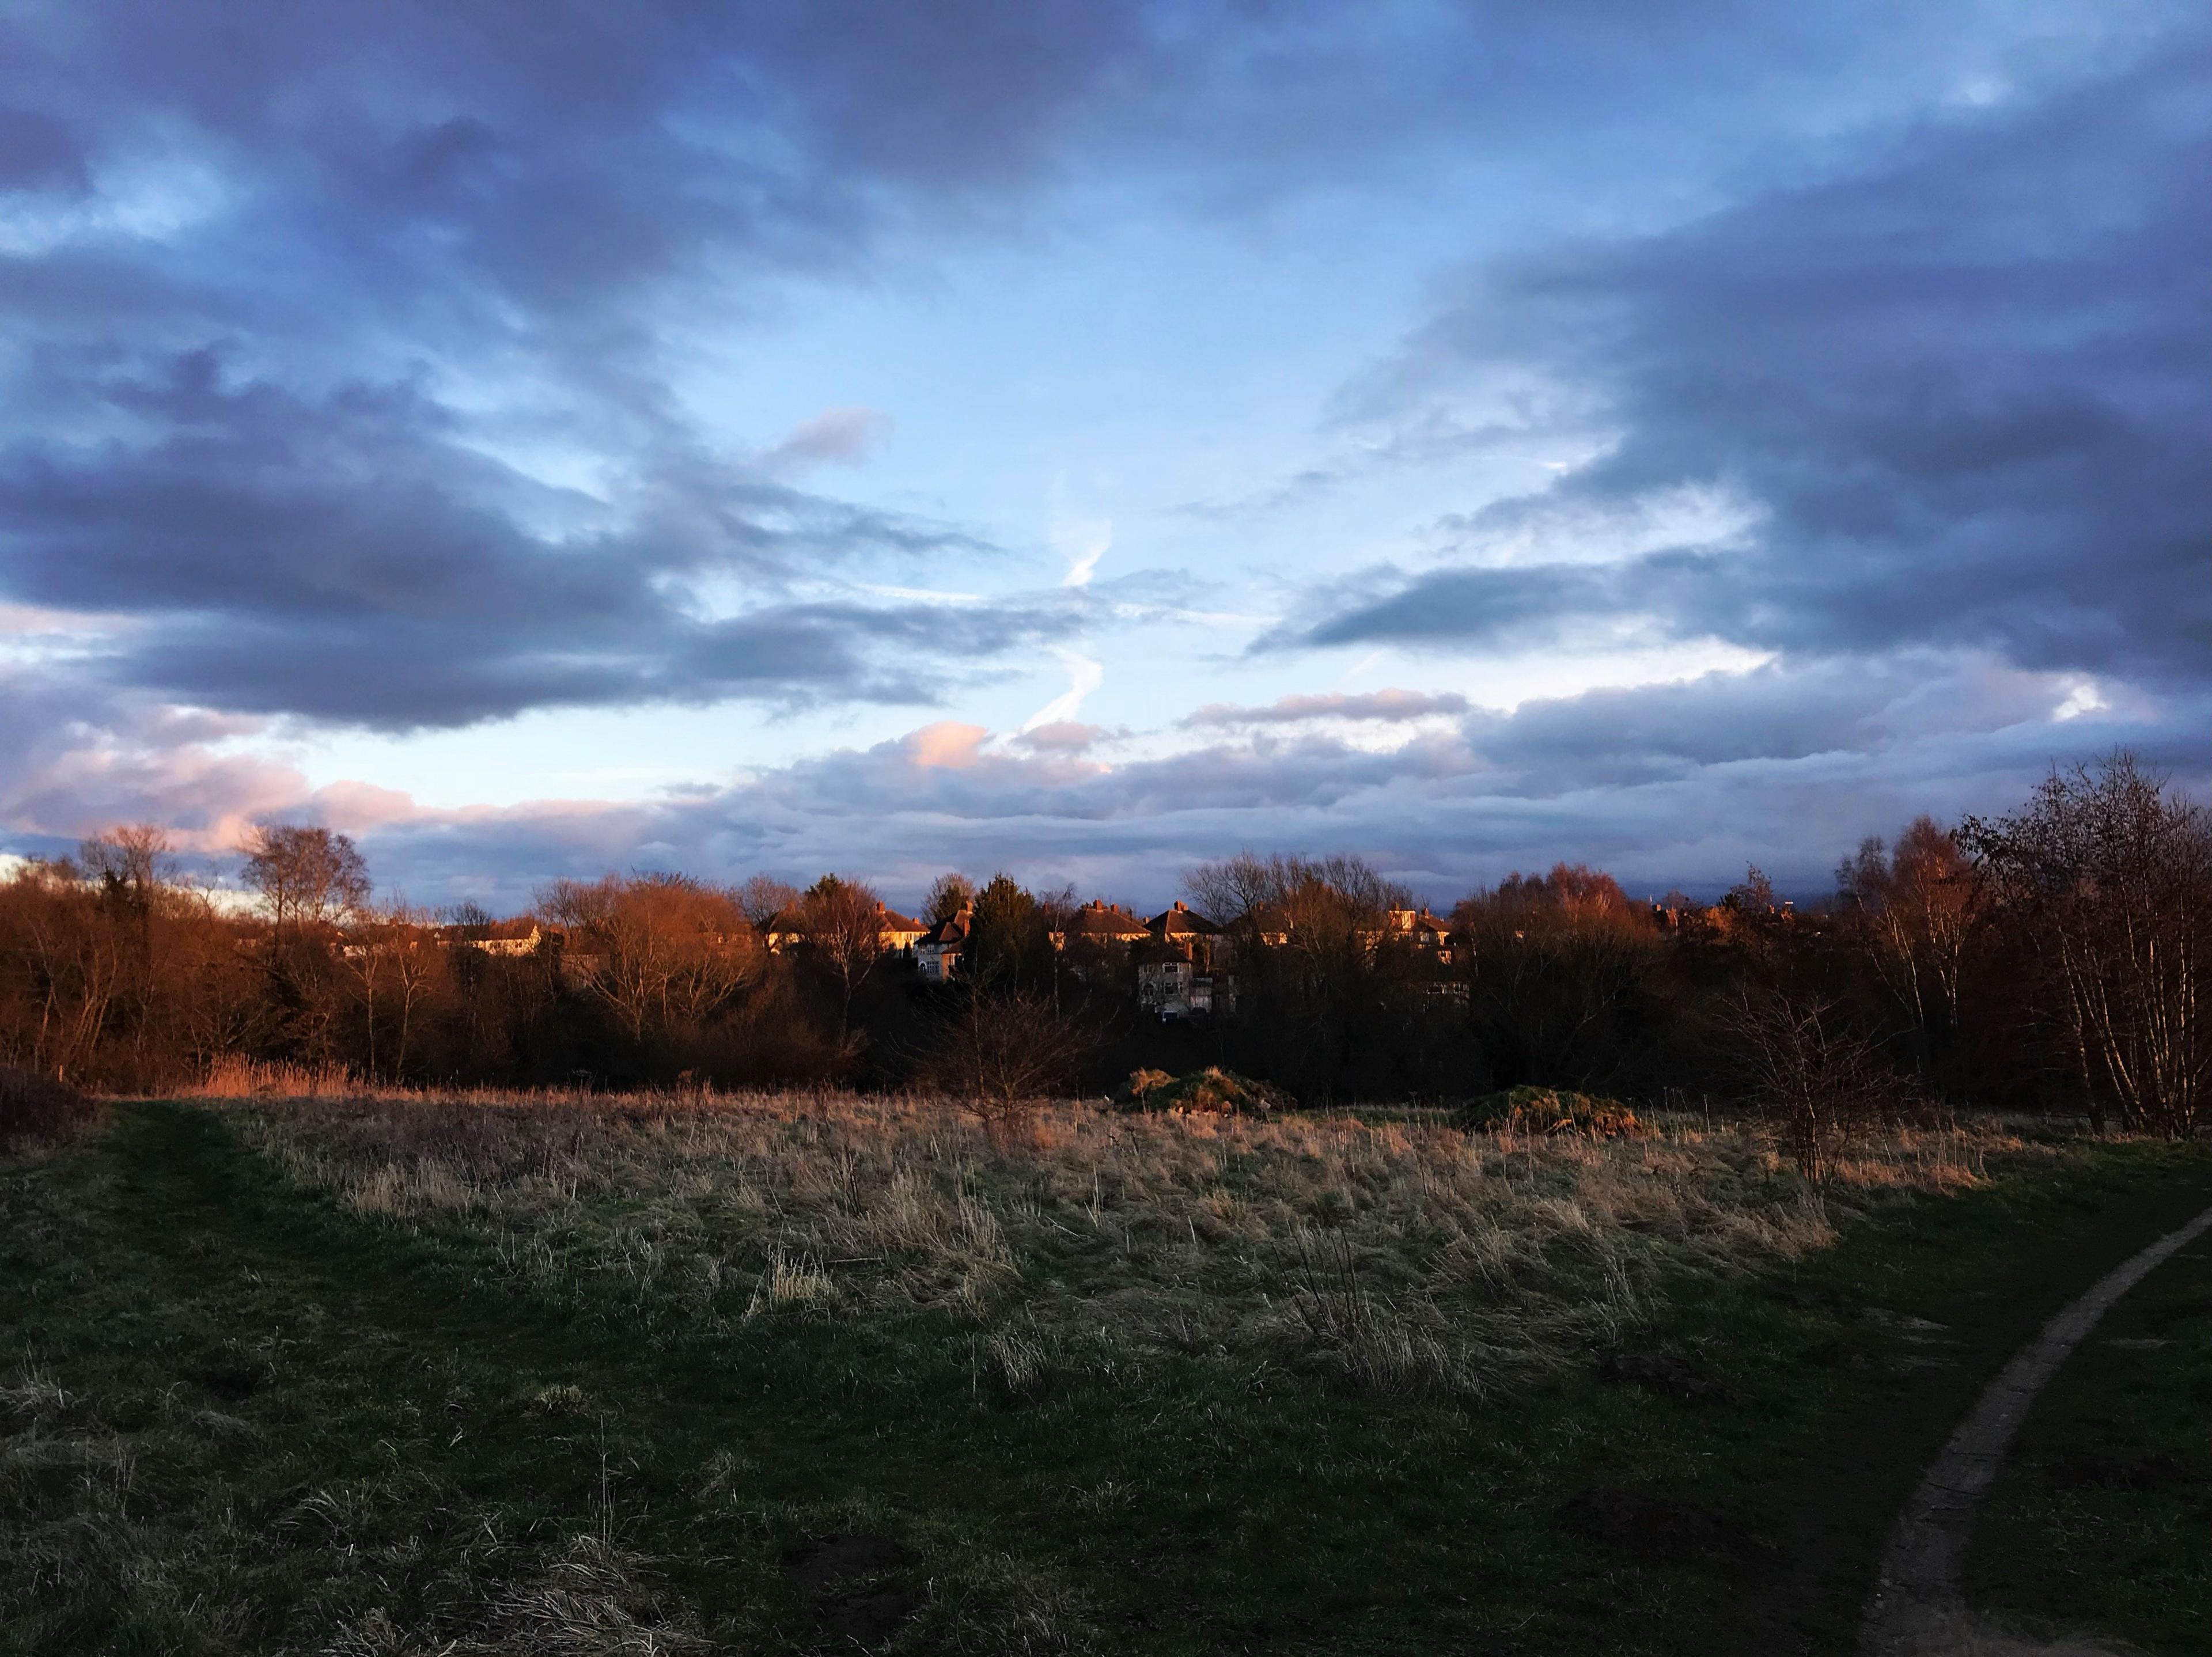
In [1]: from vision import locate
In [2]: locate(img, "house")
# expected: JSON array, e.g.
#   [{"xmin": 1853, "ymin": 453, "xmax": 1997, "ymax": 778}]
[
  {"xmin": 1147, "ymin": 899, "xmax": 1221, "ymax": 955},
  {"xmin": 1135, "ymin": 948, "xmax": 1201, "ymax": 1017},
  {"xmin": 1383, "ymin": 907, "xmax": 1455, "ymax": 964},
  {"xmin": 437, "ymin": 920, "xmax": 559, "ymax": 958},
  {"xmin": 1051, "ymin": 900, "xmax": 1151, "ymax": 953},
  {"xmin": 1135, "ymin": 902, "xmax": 1232, "ymax": 1018},
  {"xmin": 873, "ymin": 902, "xmax": 926, "ymax": 954},
  {"xmin": 914, "ymin": 906, "xmax": 972, "ymax": 981},
  {"xmin": 761, "ymin": 901, "xmax": 926, "ymax": 956}
]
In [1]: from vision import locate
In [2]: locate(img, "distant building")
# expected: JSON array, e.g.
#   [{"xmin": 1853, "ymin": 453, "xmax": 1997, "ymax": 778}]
[
  {"xmin": 437, "ymin": 920, "xmax": 559, "ymax": 958},
  {"xmin": 1382, "ymin": 907, "xmax": 1455, "ymax": 964},
  {"xmin": 762, "ymin": 900, "xmax": 926, "ymax": 957},
  {"xmin": 914, "ymin": 907, "xmax": 972, "ymax": 981},
  {"xmin": 873, "ymin": 901, "xmax": 926, "ymax": 954},
  {"xmin": 1135, "ymin": 901, "xmax": 1231, "ymax": 1018},
  {"xmin": 1051, "ymin": 900, "xmax": 1151, "ymax": 953}
]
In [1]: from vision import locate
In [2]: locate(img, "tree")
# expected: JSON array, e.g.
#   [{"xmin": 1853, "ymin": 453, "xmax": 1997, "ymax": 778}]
[
  {"xmin": 796, "ymin": 874, "xmax": 887, "ymax": 1045},
  {"xmin": 538, "ymin": 873, "xmax": 760, "ymax": 1049},
  {"xmin": 79, "ymin": 824, "xmax": 174, "ymax": 919},
  {"xmin": 965, "ymin": 874, "xmax": 1052, "ymax": 991},
  {"xmin": 922, "ymin": 871, "xmax": 976, "ymax": 926},
  {"xmin": 1959, "ymin": 753, "xmax": 2212, "ymax": 1136},
  {"xmin": 917, "ymin": 986, "xmax": 1095, "ymax": 1120},
  {"xmin": 1712, "ymin": 984, "xmax": 1902, "ymax": 1181},
  {"xmin": 735, "ymin": 875, "xmax": 801, "ymax": 927},
  {"xmin": 342, "ymin": 902, "xmax": 439, "ymax": 1080},
  {"xmin": 1450, "ymin": 863, "xmax": 1660, "ymax": 1092},
  {"xmin": 1835, "ymin": 817, "xmax": 1981, "ymax": 1085},
  {"xmin": 1183, "ymin": 852, "xmax": 1423, "ymax": 1099},
  {"xmin": 240, "ymin": 825, "xmax": 370, "ymax": 930}
]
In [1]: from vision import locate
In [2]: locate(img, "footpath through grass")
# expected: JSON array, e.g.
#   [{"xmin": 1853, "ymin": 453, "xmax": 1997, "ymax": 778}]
[
  {"xmin": 2, "ymin": 1102, "xmax": 2208, "ymax": 1655},
  {"xmin": 1971, "ymin": 1209, "xmax": 2212, "ymax": 1653}
]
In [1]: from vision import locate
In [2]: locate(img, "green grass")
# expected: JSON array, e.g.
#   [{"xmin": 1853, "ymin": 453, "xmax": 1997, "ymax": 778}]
[
  {"xmin": 2, "ymin": 1104, "xmax": 2208, "ymax": 1655},
  {"xmin": 1972, "ymin": 1201, "xmax": 2212, "ymax": 1654}
]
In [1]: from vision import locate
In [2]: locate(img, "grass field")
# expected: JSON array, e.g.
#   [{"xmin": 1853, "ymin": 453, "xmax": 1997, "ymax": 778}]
[{"xmin": 3, "ymin": 1093, "xmax": 2209, "ymax": 1655}]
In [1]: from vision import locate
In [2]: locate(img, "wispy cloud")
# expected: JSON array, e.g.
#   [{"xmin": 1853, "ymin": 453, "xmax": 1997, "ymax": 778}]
[{"xmin": 1021, "ymin": 649, "xmax": 1104, "ymax": 731}]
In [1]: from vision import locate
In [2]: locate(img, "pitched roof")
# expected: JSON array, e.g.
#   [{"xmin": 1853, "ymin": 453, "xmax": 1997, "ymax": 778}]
[
  {"xmin": 918, "ymin": 907, "xmax": 972, "ymax": 946},
  {"xmin": 1059, "ymin": 900, "xmax": 1149, "ymax": 940},
  {"xmin": 1147, "ymin": 899, "xmax": 1221, "ymax": 938}
]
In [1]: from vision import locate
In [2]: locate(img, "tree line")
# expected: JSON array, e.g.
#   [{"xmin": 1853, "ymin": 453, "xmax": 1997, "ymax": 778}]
[{"xmin": 1, "ymin": 753, "xmax": 2205, "ymax": 1142}]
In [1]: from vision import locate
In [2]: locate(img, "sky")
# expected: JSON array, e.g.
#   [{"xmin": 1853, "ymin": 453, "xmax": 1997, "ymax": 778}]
[{"xmin": 0, "ymin": 1, "xmax": 2206, "ymax": 913}]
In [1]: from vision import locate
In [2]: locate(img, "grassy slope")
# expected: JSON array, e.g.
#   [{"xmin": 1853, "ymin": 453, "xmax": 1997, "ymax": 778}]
[
  {"xmin": 1971, "ymin": 1203, "xmax": 2212, "ymax": 1654},
  {"xmin": 2, "ymin": 1105, "xmax": 2208, "ymax": 1656}
]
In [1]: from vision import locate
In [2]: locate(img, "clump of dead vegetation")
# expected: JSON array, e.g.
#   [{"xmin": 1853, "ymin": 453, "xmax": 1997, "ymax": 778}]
[
  {"xmin": 233, "ymin": 1088, "xmax": 2004, "ymax": 1401},
  {"xmin": 0, "ymin": 1067, "xmax": 100, "ymax": 1153}
]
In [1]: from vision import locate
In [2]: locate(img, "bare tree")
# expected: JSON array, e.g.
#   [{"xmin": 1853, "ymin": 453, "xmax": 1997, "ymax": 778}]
[
  {"xmin": 240, "ymin": 824, "xmax": 370, "ymax": 930},
  {"xmin": 1960, "ymin": 752, "xmax": 2212, "ymax": 1136},
  {"xmin": 1183, "ymin": 852, "xmax": 1417, "ymax": 1099},
  {"xmin": 538, "ymin": 873, "xmax": 760, "ymax": 1048},
  {"xmin": 1835, "ymin": 817, "xmax": 1982, "ymax": 1082},
  {"xmin": 79, "ymin": 824, "xmax": 175, "ymax": 916},
  {"xmin": 735, "ymin": 875, "xmax": 801, "ymax": 927},
  {"xmin": 795, "ymin": 874, "xmax": 886, "ymax": 1045},
  {"xmin": 918, "ymin": 986, "xmax": 1094, "ymax": 1120},
  {"xmin": 1713, "ymin": 984, "xmax": 1903, "ymax": 1181},
  {"xmin": 342, "ymin": 901, "xmax": 438, "ymax": 1080},
  {"xmin": 1450, "ymin": 864, "xmax": 1660, "ymax": 1091}
]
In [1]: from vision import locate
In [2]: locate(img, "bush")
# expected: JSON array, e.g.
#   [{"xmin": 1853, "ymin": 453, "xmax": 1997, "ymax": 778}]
[
  {"xmin": 1116, "ymin": 1066, "xmax": 1281, "ymax": 1116},
  {"xmin": 1455, "ymin": 1086, "xmax": 1641, "ymax": 1139},
  {"xmin": 0, "ymin": 1067, "xmax": 97, "ymax": 1151}
]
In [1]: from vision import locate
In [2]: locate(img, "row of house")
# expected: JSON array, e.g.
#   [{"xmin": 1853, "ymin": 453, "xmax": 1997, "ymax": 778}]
[
  {"xmin": 435, "ymin": 898, "xmax": 1460, "ymax": 1020},
  {"xmin": 910, "ymin": 897, "xmax": 1458, "ymax": 1018}
]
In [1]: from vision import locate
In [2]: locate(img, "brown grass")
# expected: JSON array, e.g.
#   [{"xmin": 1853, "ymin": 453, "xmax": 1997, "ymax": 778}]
[{"xmin": 223, "ymin": 1087, "xmax": 2013, "ymax": 1400}]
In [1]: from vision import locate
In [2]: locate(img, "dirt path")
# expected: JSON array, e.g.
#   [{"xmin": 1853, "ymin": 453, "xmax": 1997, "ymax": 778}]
[{"xmin": 1859, "ymin": 1199, "xmax": 2212, "ymax": 1655}]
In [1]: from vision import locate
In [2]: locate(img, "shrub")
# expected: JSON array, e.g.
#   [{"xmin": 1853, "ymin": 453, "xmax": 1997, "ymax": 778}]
[
  {"xmin": 1455, "ymin": 1085, "xmax": 1641, "ymax": 1139},
  {"xmin": 1116, "ymin": 1066, "xmax": 1281, "ymax": 1116},
  {"xmin": 0, "ymin": 1067, "xmax": 98, "ymax": 1151},
  {"xmin": 1114, "ymin": 1069, "xmax": 1175, "ymax": 1106}
]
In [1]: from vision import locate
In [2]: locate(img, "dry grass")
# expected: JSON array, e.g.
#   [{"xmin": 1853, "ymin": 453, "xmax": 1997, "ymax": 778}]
[
  {"xmin": 229, "ymin": 1088, "xmax": 2009, "ymax": 1400},
  {"xmin": 180, "ymin": 1055, "xmax": 366, "ymax": 1099}
]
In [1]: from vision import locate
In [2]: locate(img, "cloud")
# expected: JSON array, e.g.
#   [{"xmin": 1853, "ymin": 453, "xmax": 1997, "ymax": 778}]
[
  {"xmin": 1051, "ymin": 514, "xmax": 1111, "ymax": 588},
  {"xmin": 1014, "ymin": 721, "xmax": 1107, "ymax": 754},
  {"xmin": 1270, "ymin": 44, "xmax": 2212, "ymax": 689},
  {"xmin": 1021, "ymin": 649, "xmax": 1104, "ymax": 731},
  {"xmin": 0, "ymin": 351, "xmax": 1065, "ymax": 727},
  {"xmin": 1183, "ymin": 689, "xmax": 1471, "ymax": 727},
  {"xmin": 302, "ymin": 653, "xmax": 2212, "ymax": 915},
  {"xmin": 905, "ymin": 721, "xmax": 990, "ymax": 769},
  {"xmin": 765, "ymin": 405, "xmax": 894, "ymax": 469},
  {"xmin": 12, "ymin": 639, "xmax": 2205, "ymax": 919}
]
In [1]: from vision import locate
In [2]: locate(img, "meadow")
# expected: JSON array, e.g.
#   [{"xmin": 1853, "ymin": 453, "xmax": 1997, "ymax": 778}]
[{"xmin": 3, "ymin": 1084, "xmax": 2209, "ymax": 1654}]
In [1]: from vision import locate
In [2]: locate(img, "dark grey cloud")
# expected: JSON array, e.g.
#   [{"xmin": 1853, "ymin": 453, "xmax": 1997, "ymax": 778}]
[
  {"xmin": 0, "ymin": 349, "xmax": 1051, "ymax": 726},
  {"xmin": 1183, "ymin": 689, "xmax": 1471, "ymax": 726},
  {"xmin": 0, "ymin": 105, "xmax": 87, "ymax": 191},
  {"xmin": 1275, "ymin": 44, "xmax": 2212, "ymax": 685}
]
